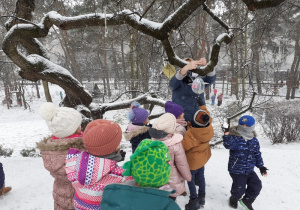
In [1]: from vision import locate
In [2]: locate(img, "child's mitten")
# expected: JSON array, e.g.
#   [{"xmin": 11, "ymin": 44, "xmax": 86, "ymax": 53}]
[
  {"xmin": 222, "ymin": 122, "xmax": 230, "ymax": 133},
  {"xmin": 259, "ymin": 166, "xmax": 268, "ymax": 176}
]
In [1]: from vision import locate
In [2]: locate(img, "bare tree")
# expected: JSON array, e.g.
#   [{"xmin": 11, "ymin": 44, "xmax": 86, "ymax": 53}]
[{"xmin": 1, "ymin": 0, "xmax": 286, "ymax": 117}]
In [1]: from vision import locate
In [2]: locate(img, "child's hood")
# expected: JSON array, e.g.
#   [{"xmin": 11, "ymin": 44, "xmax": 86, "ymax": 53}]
[
  {"xmin": 124, "ymin": 123, "xmax": 150, "ymax": 140},
  {"xmin": 66, "ymin": 148, "xmax": 123, "ymax": 186},
  {"xmin": 37, "ymin": 136, "xmax": 84, "ymax": 152},
  {"xmin": 153, "ymin": 133, "xmax": 183, "ymax": 147}
]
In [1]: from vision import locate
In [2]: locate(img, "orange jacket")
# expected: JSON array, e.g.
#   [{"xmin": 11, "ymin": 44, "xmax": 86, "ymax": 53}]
[{"xmin": 181, "ymin": 105, "xmax": 214, "ymax": 170}]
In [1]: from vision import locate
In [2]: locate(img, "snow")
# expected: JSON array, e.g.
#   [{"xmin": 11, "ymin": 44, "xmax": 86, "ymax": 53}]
[{"xmin": 1, "ymin": 84, "xmax": 300, "ymax": 210}]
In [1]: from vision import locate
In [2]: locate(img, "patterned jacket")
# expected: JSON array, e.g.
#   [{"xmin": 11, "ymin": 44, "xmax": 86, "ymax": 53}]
[
  {"xmin": 65, "ymin": 149, "xmax": 132, "ymax": 210},
  {"xmin": 169, "ymin": 71, "xmax": 216, "ymax": 122},
  {"xmin": 153, "ymin": 133, "xmax": 191, "ymax": 197},
  {"xmin": 124, "ymin": 123, "xmax": 151, "ymax": 153},
  {"xmin": 223, "ymin": 126, "xmax": 264, "ymax": 175},
  {"xmin": 36, "ymin": 135, "xmax": 84, "ymax": 210}
]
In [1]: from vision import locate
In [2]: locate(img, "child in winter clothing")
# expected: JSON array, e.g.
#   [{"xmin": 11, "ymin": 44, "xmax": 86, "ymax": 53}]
[
  {"xmin": 124, "ymin": 102, "xmax": 151, "ymax": 153},
  {"xmin": 223, "ymin": 115, "xmax": 268, "ymax": 210},
  {"xmin": 0, "ymin": 162, "xmax": 12, "ymax": 196},
  {"xmin": 169, "ymin": 57, "xmax": 216, "ymax": 123},
  {"xmin": 181, "ymin": 97, "xmax": 214, "ymax": 210},
  {"xmin": 165, "ymin": 101, "xmax": 187, "ymax": 136},
  {"xmin": 101, "ymin": 139, "xmax": 181, "ymax": 210},
  {"xmin": 149, "ymin": 113, "xmax": 191, "ymax": 201},
  {"xmin": 65, "ymin": 119, "xmax": 132, "ymax": 210},
  {"xmin": 211, "ymin": 94, "xmax": 216, "ymax": 105},
  {"xmin": 37, "ymin": 102, "xmax": 84, "ymax": 210},
  {"xmin": 217, "ymin": 92, "xmax": 223, "ymax": 106}
]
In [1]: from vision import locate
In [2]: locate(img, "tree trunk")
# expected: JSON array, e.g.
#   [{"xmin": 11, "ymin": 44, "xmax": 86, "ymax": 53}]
[
  {"xmin": 35, "ymin": 81, "xmax": 40, "ymax": 98},
  {"xmin": 287, "ymin": 32, "xmax": 300, "ymax": 99},
  {"xmin": 42, "ymin": 81, "xmax": 52, "ymax": 102}
]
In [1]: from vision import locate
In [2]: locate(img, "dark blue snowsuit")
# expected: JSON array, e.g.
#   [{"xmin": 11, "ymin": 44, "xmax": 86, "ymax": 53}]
[{"xmin": 223, "ymin": 126, "xmax": 264, "ymax": 200}]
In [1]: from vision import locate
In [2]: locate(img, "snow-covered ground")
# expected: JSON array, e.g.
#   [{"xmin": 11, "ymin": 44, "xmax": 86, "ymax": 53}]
[{"xmin": 1, "ymin": 84, "xmax": 300, "ymax": 210}]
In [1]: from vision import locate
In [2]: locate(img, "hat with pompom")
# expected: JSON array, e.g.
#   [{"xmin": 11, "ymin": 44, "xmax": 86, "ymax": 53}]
[
  {"xmin": 193, "ymin": 109, "xmax": 210, "ymax": 127},
  {"xmin": 39, "ymin": 102, "xmax": 82, "ymax": 138},
  {"xmin": 128, "ymin": 102, "xmax": 149, "ymax": 124},
  {"xmin": 164, "ymin": 101, "xmax": 184, "ymax": 118},
  {"xmin": 83, "ymin": 119, "xmax": 122, "ymax": 156},
  {"xmin": 123, "ymin": 139, "xmax": 171, "ymax": 188},
  {"xmin": 239, "ymin": 115, "xmax": 255, "ymax": 127}
]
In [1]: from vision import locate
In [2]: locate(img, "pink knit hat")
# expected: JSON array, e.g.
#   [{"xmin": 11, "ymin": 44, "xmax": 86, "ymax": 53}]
[{"xmin": 83, "ymin": 119, "xmax": 122, "ymax": 156}]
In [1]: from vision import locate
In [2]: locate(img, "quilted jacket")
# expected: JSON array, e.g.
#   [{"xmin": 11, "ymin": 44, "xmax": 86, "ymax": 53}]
[
  {"xmin": 223, "ymin": 126, "xmax": 264, "ymax": 175},
  {"xmin": 36, "ymin": 135, "xmax": 84, "ymax": 210}
]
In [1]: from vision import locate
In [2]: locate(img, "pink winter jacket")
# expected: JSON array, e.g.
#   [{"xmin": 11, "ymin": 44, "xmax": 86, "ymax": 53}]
[
  {"xmin": 36, "ymin": 135, "xmax": 84, "ymax": 210},
  {"xmin": 153, "ymin": 133, "xmax": 191, "ymax": 197}
]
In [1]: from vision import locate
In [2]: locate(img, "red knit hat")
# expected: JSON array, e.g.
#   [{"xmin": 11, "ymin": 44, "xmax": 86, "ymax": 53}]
[{"xmin": 83, "ymin": 119, "xmax": 122, "ymax": 156}]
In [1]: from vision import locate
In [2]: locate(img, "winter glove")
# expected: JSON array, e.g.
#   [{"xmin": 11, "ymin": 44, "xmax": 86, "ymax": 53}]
[
  {"xmin": 120, "ymin": 150, "xmax": 126, "ymax": 161},
  {"xmin": 222, "ymin": 122, "xmax": 230, "ymax": 133},
  {"xmin": 259, "ymin": 166, "xmax": 268, "ymax": 176},
  {"xmin": 196, "ymin": 96, "xmax": 205, "ymax": 106}
]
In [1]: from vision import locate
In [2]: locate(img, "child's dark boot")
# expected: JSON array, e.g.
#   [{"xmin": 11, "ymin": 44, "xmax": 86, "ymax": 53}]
[
  {"xmin": 198, "ymin": 195, "xmax": 205, "ymax": 207},
  {"xmin": 229, "ymin": 196, "xmax": 238, "ymax": 209},
  {"xmin": 239, "ymin": 197, "xmax": 255, "ymax": 210},
  {"xmin": 185, "ymin": 198, "xmax": 200, "ymax": 210}
]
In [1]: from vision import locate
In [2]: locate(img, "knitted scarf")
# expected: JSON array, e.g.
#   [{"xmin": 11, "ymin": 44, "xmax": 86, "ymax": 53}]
[
  {"xmin": 237, "ymin": 124, "xmax": 255, "ymax": 141},
  {"xmin": 176, "ymin": 119, "xmax": 187, "ymax": 127}
]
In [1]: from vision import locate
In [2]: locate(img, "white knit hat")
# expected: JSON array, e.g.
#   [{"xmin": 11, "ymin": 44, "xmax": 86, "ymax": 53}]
[
  {"xmin": 152, "ymin": 113, "xmax": 177, "ymax": 134},
  {"xmin": 39, "ymin": 102, "xmax": 82, "ymax": 138}
]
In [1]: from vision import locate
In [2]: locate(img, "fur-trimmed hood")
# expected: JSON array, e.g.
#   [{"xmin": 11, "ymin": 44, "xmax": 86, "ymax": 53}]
[
  {"xmin": 36, "ymin": 136, "xmax": 84, "ymax": 152},
  {"xmin": 124, "ymin": 126, "xmax": 150, "ymax": 141},
  {"xmin": 229, "ymin": 126, "xmax": 257, "ymax": 137}
]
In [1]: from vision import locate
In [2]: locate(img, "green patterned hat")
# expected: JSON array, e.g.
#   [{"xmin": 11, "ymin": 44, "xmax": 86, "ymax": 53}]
[{"xmin": 123, "ymin": 139, "xmax": 171, "ymax": 188}]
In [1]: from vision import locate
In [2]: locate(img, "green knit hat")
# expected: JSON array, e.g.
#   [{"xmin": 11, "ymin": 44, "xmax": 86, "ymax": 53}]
[{"xmin": 123, "ymin": 139, "xmax": 171, "ymax": 188}]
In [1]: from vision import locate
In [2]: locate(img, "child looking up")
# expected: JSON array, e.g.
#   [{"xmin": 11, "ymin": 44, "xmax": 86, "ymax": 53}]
[
  {"xmin": 37, "ymin": 102, "xmax": 84, "ymax": 210},
  {"xmin": 101, "ymin": 139, "xmax": 181, "ymax": 210},
  {"xmin": 65, "ymin": 119, "xmax": 132, "ymax": 210},
  {"xmin": 149, "ymin": 113, "xmax": 191, "ymax": 201},
  {"xmin": 124, "ymin": 102, "xmax": 151, "ymax": 153},
  {"xmin": 223, "ymin": 115, "xmax": 268, "ymax": 210},
  {"xmin": 165, "ymin": 101, "xmax": 187, "ymax": 136},
  {"xmin": 181, "ymin": 97, "xmax": 214, "ymax": 210}
]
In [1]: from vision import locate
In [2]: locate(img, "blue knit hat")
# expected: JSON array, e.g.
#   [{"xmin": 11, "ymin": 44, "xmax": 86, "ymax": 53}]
[
  {"xmin": 239, "ymin": 115, "xmax": 255, "ymax": 127},
  {"xmin": 128, "ymin": 102, "xmax": 149, "ymax": 124},
  {"xmin": 164, "ymin": 101, "xmax": 184, "ymax": 118}
]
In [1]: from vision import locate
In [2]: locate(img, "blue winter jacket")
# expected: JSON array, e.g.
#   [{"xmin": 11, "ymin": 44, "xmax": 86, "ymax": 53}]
[
  {"xmin": 223, "ymin": 126, "xmax": 264, "ymax": 175},
  {"xmin": 169, "ymin": 71, "xmax": 216, "ymax": 122},
  {"xmin": 101, "ymin": 183, "xmax": 181, "ymax": 210},
  {"xmin": 0, "ymin": 162, "xmax": 4, "ymax": 189}
]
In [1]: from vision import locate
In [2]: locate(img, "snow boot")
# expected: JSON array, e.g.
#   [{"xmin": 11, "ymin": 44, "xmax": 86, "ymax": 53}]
[
  {"xmin": 185, "ymin": 198, "xmax": 200, "ymax": 210},
  {"xmin": 239, "ymin": 197, "xmax": 255, "ymax": 210},
  {"xmin": 198, "ymin": 195, "xmax": 205, "ymax": 207},
  {"xmin": 229, "ymin": 196, "xmax": 238, "ymax": 209},
  {"xmin": 0, "ymin": 184, "xmax": 12, "ymax": 196}
]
